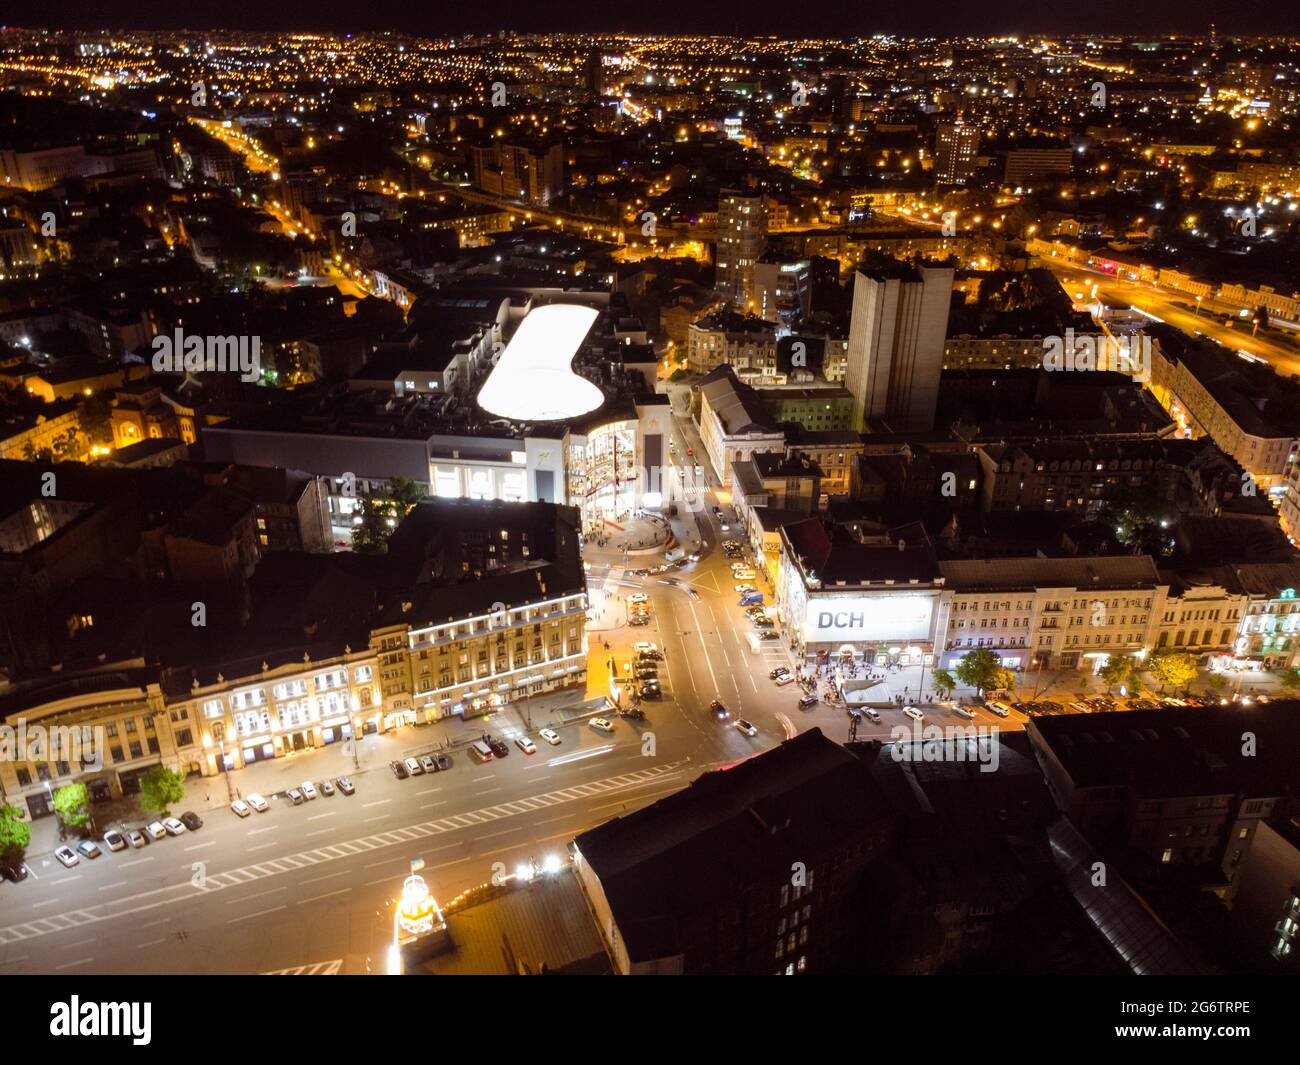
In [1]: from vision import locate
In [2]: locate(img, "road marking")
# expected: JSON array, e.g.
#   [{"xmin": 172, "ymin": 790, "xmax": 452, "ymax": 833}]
[
  {"xmin": 0, "ymin": 760, "xmax": 690, "ymax": 948},
  {"xmin": 137, "ymin": 938, "xmax": 167, "ymax": 950},
  {"xmin": 262, "ymin": 958, "xmax": 343, "ymax": 975},
  {"xmin": 361, "ymin": 799, "xmax": 392, "ymax": 808},
  {"xmin": 299, "ymin": 870, "xmax": 350, "ymax": 887},
  {"xmin": 247, "ymin": 842, "xmax": 278, "ymax": 852},
  {"xmin": 228, "ymin": 906, "xmax": 286, "ymax": 924},
  {"xmin": 307, "ymin": 811, "xmax": 338, "ymax": 821},
  {"xmin": 31, "ymin": 898, "xmax": 62, "ymax": 909},
  {"xmin": 97, "ymin": 881, "xmax": 128, "ymax": 892},
  {"xmin": 141, "ymin": 917, "xmax": 170, "ymax": 928},
  {"xmin": 298, "ymin": 888, "xmax": 351, "ymax": 905},
  {"xmin": 184, "ymin": 841, "xmax": 216, "ymax": 852},
  {"xmin": 420, "ymin": 801, "xmax": 447, "ymax": 810},
  {"xmin": 414, "ymin": 786, "xmax": 443, "ymax": 795},
  {"xmin": 49, "ymin": 875, "xmax": 81, "ymax": 885},
  {"xmin": 304, "ymin": 828, "xmax": 336, "ymax": 838},
  {"xmin": 227, "ymin": 887, "xmax": 286, "ymax": 906},
  {"xmin": 119, "ymin": 856, "xmax": 154, "ymax": 868},
  {"xmin": 248, "ymin": 826, "xmax": 277, "ymax": 836},
  {"xmin": 54, "ymin": 958, "xmax": 94, "ymax": 970},
  {"xmin": 476, "ymin": 787, "xmax": 502, "ymax": 796}
]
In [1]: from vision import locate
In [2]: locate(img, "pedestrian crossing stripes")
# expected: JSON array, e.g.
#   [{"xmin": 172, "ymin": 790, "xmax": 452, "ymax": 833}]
[
  {"xmin": 263, "ymin": 958, "xmax": 343, "ymax": 976},
  {"xmin": 0, "ymin": 759, "xmax": 690, "ymax": 948}
]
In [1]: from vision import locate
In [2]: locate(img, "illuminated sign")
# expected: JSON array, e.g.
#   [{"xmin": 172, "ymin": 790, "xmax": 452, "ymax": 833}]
[{"xmin": 803, "ymin": 594, "xmax": 935, "ymax": 643}]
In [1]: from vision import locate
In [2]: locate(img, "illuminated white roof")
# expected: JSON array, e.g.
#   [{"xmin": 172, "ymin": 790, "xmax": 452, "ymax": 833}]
[{"xmin": 477, "ymin": 304, "xmax": 603, "ymax": 422}]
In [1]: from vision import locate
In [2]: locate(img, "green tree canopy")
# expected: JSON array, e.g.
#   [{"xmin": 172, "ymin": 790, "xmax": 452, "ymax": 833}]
[
  {"xmin": 1099, "ymin": 655, "xmax": 1135, "ymax": 693},
  {"xmin": 1146, "ymin": 651, "xmax": 1199, "ymax": 693},
  {"xmin": 139, "ymin": 765, "xmax": 187, "ymax": 816},
  {"xmin": 53, "ymin": 782, "xmax": 91, "ymax": 832},
  {"xmin": 0, "ymin": 804, "xmax": 32, "ymax": 862},
  {"xmin": 351, "ymin": 476, "xmax": 426, "ymax": 554},
  {"xmin": 931, "ymin": 668, "xmax": 956, "ymax": 697},
  {"xmin": 954, "ymin": 648, "xmax": 1008, "ymax": 695}
]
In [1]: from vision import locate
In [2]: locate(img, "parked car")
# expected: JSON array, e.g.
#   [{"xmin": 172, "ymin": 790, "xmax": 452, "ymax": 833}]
[
  {"xmin": 125, "ymin": 829, "xmax": 146, "ymax": 849},
  {"xmin": 487, "ymin": 737, "xmax": 510, "ymax": 758},
  {"xmin": 516, "ymin": 736, "xmax": 537, "ymax": 755},
  {"xmin": 751, "ymin": 617, "xmax": 775, "ymax": 629},
  {"xmin": 639, "ymin": 683, "xmax": 662, "ymax": 699},
  {"xmin": 953, "ymin": 705, "xmax": 976, "ymax": 720},
  {"xmin": 247, "ymin": 793, "xmax": 269, "ymax": 812},
  {"xmin": 773, "ymin": 673, "xmax": 794, "ymax": 686},
  {"xmin": 103, "ymin": 829, "xmax": 127, "ymax": 852},
  {"xmin": 632, "ymin": 642, "xmax": 661, "ymax": 659},
  {"xmin": 986, "ymin": 702, "xmax": 1010, "ymax": 718},
  {"xmin": 433, "ymin": 753, "xmax": 452, "ymax": 771},
  {"xmin": 336, "ymin": 777, "xmax": 355, "ymax": 796},
  {"xmin": 230, "ymin": 799, "xmax": 252, "ymax": 818},
  {"xmin": 143, "ymin": 821, "xmax": 168, "ymax": 841},
  {"xmin": 419, "ymin": 754, "xmax": 438, "ymax": 773},
  {"xmin": 589, "ymin": 717, "xmax": 615, "ymax": 733},
  {"xmin": 758, "ymin": 631, "xmax": 780, "ymax": 642},
  {"xmin": 180, "ymin": 812, "xmax": 203, "ymax": 831},
  {"xmin": 391, "ymin": 760, "xmax": 409, "ymax": 779},
  {"xmin": 162, "ymin": 817, "xmax": 187, "ymax": 836},
  {"xmin": 76, "ymin": 840, "xmax": 102, "ymax": 859},
  {"xmin": 903, "ymin": 707, "xmax": 925, "ymax": 722},
  {"xmin": 734, "ymin": 718, "xmax": 758, "ymax": 737},
  {"xmin": 469, "ymin": 740, "xmax": 494, "ymax": 763},
  {"xmin": 319, "ymin": 779, "xmax": 335, "ymax": 796},
  {"xmin": 287, "ymin": 788, "xmax": 305, "ymax": 804},
  {"xmin": 403, "ymin": 757, "xmax": 423, "ymax": 776},
  {"xmin": 538, "ymin": 728, "xmax": 561, "ymax": 745},
  {"xmin": 0, "ymin": 862, "xmax": 29, "ymax": 882},
  {"xmin": 300, "ymin": 781, "xmax": 318, "ymax": 800},
  {"xmin": 55, "ymin": 846, "xmax": 80, "ymax": 868},
  {"xmin": 864, "ymin": 708, "xmax": 882, "ymax": 723}
]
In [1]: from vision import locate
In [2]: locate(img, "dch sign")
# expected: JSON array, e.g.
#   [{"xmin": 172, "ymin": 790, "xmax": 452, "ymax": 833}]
[{"xmin": 804, "ymin": 594, "xmax": 935, "ymax": 643}]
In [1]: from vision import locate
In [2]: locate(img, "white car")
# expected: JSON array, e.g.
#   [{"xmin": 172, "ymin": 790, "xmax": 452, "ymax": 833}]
[
  {"xmin": 773, "ymin": 674, "xmax": 795, "ymax": 686},
  {"xmin": 247, "ymin": 793, "xmax": 269, "ymax": 812},
  {"xmin": 230, "ymin": 799, "xmax": 252, "ymax": 818},
  {"xmin": 538, "ymin": 728, "xmax": 561, "ymax": 745},
  {"xmin": 589, "ymin": 717, "xmax": 615, "ymax": 733},
  {"xmin": 143, "ymin": 821, "xmax": 168, "ymax": 841},
  {"xmin": 55, "ymin": 846, "xmax": 80, "ymax": 868},
  {"xmin": 162, "ymin": 817, "xmax": 187, "ymax": 836},
  {"xmin": 632, "ymin": 642, "xmax": 659, "ymax": 656},
  {"xmin": 953, "ymin": 705, "xmax": 976, "ymax": 720},
  {"xmin": 732, "ymin": 568, "xmax": 757, "ymax": 580},
  {"xmin": 300, "ymin": 781, "xmax": 318, "ymax": 800},
  {"xmin": 734, "ymin": 719, "xmax": 758, "ymax": 737},
  {"xmin": 903, "ymin": 707, "xmax": 925, "ymax": 722},
  {"xmin": 516, "ymin": 736, "xmax": 537, "ymax": 755},
  {"xmin": 735, "ymin": 583, "xmax": 757, "ymax": 593},
  {"xmin": 628, "ymin": 593, "xmax": 648, "ymax": 605},
  {"xmin": 103, "ymin": 829, "xmax": 127, "ymax": 852}
]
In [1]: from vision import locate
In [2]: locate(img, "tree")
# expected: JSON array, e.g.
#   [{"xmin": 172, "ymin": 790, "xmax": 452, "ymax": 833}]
[
  {"xmin": 953, "ymin": 648, "xmax": 1006, "ymax": 696},
  {"xmin": 140, "ymin": 765, "xmax": 187, "ymax": 816},
  {"xmin": 0, "ymin": 804, "xmax": 31, "ymax": 865},
  {"xmin": 1147, "ymin": 651, "xmax": 1199, "ymax": 693},
  {"xmin": 1099, "ymin": 655, "xmax": 1134, "ymax": 693},
  {"xmin": 53, "ymin": 782, "xmax": 93, "ymax": 838},
  {"xmin": 931, "ymin": 668, "xmax": 956, "ymax": 699},
  {"xmin": 351, "ymin": 476, "xmax": 425, "ymax": 554}
]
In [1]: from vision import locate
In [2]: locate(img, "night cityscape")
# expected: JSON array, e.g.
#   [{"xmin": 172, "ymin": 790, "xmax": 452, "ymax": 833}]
[{"xmin": 0, "ymin": 8, "xmax": 1298, "ymax": 1015}]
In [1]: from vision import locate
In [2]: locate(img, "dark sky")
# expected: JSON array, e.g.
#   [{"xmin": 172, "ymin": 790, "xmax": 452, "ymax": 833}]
[{"xmin": 4, "ymin": 1, "xmax": 1297, "ymax": 37}]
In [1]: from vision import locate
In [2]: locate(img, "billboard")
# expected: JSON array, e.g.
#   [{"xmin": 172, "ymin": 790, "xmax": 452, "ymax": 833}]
[{"xmin": 803, "ymin": 593, "xmax": 935, "ymax": 643}]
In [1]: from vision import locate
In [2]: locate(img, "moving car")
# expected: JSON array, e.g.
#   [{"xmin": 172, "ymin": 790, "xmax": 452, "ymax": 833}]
[
  {"xmin": 287, "ymin": 787, "xmax": 305, "ymax": 804},
  {"xmin": 179, "ymin": 812, "xmax": 203, "ymax": 831},
  {"xmin": 163, "ymin": 817, "xmax": 187, "ymax": 836},
  {"xmin": 769, "ymin": 666, "xmax": 791, "ymax": 680},
  {"xmin": 403, "ymin": 757, "xmax": 423, "ymax": 776},
  {"xmin": 516, "ymin": 736, "xmax": 537, "ymax": 755},
  {"xmin": 953, "ymin": 705, "xmax": 976, "ymax": 720},
  {"xmin": 468, "ymin": 740, "xmax": 494, "ymax": 763},
  {"xmin": 419, "ymin": 754, "xmax": 438, "ymax": 773},
  {"xmin": 336, "ymin": 777, "xmax": 355, "ymax": 796},
  {"xmin": 300, "ymin": 781, "xmax": 318, "ymax": 800},
  {"xmin": 903, "ymin": 707, "xmax": 925, "ymax": 722},
  {"xmin": 864, "ymin": 708, "xmax": 882, "ymax": 723},
  {"xmin": 709, "ymin": 699, "xmax": 730, "ymax": 720},
  {"xmin": 487, "ymin": 737, "xmax": 510, "ymax": 758},
  {"xmin": 798, "ymin": 694, "xmax": 818, "ymax": 710},
  {"xmin": 230, "ymin": 799, "xmax": 252, "ymax": 818},
  {"xmin": 143, "ymin": 821, "xmax": 168, "ymax": 841},
  {"xmin": 589, "ymin": 717, "xmax": 615, "ymax": 733},
  {"xmin": 539, "ymin": 728, "xmax": 561, "ymax": 745},
  {"xmin": 125, "ymin": 830, "xmax": 146, "ymax": 849},
  {"xmin": 103, "ymin": 829, "xmax": 127, "ymax": 852},
  {"xmin": 628, "ymin": 592, "xmax": 648, "ymax": 605},
  {"xmin": 55, "ymin": 846, "xmax": 80, "ymax": 868},
  {"xmin": 247, "ymin": 793, "xmax": 269, "ymax": 812},
  {"xmin": 76, "ymin": 840, "xmax": 102, "ymax": 859},
  {"xmin": 319, "ymin": 779, "xmax": 335, "ymax": 796},
  {"xmin": 734, "ymin": 718, "xmax": 758, "ymax": 737}
]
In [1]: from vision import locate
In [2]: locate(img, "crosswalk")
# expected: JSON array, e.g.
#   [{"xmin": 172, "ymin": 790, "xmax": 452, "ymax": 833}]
[
  {"xmin": 263, "ymin": 959, "xmax": 343, "ymax": 975},
  {"xmin": 0, "ymin": 759, "xmax": 690, "ymax": 947}
]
